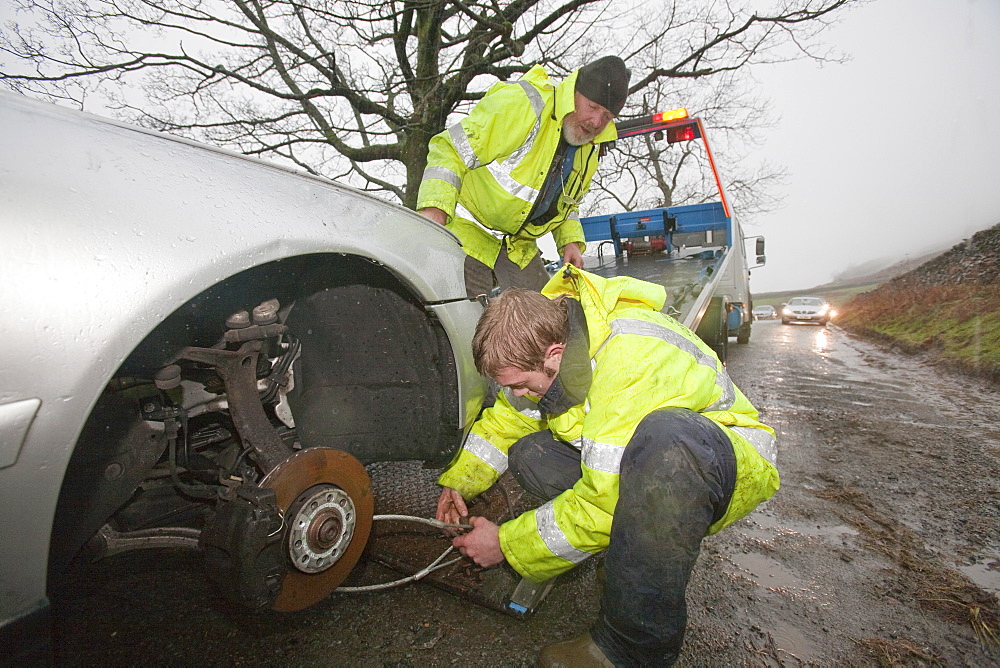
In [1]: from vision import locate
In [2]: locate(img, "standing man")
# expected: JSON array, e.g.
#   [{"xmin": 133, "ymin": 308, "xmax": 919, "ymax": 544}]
[
  {"xmin": 417, "ymin": 56, "xmax": 630, "ymax": 297},
  {"xmin": 435, "ymin": 266, "xmax": 780, "ymax": 666}
]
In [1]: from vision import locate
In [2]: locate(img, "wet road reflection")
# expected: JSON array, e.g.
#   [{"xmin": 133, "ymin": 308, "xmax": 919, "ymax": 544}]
[{"xmin": 718, "ymin": 319, "xmax": 1000, "ymax": 661}]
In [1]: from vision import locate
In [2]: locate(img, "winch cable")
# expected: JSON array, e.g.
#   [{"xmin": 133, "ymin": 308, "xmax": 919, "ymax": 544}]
[{"xmin": 333, "ymin": 514, "xmax": 473, "ymax": 593}]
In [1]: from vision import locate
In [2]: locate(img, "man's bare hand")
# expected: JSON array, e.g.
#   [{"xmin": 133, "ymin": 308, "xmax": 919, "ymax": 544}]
[
  {"xmin": 452, "ymin": 516, "xmax": 505, "ymax": 567},
  {"xmin": 561, "ymin": 242, "xmax": 584, "ymax": 269},
  {"xmin": 436, "ymin": 487, "xmax": 469, "ymax": 526},
  {"xmin": 418, "ymin": 207, "xmax": 448, "ymax": 226}
]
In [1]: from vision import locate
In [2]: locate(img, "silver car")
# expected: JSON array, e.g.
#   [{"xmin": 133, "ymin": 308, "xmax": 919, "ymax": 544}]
[
  {"xmin": 0, "ymin": 92, "xmax": 485, "ymax": 648},
  {"xmin": 781, "ymin": 296, "xmax": 832, "ymax": 325},
  {"xmin": 752, "ymin": 305, "xmax": 776, "ymax": 320}
]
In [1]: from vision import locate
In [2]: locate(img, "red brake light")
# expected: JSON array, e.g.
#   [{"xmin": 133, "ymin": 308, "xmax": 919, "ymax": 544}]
[{"xmin": 666, "ymin": 123, "xmax": 698, "ymax": 143}]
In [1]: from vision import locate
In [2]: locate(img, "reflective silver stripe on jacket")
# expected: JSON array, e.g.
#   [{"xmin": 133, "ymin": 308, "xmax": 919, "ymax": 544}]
[
  {"xmin": 421, "ymin": 165, "xmax": 461, "ymax": 190},
  {"xmin": 503, "ymin": 388, "xmax": 543, "ymax": 421},
  {"xmin": 730, "ymin": 426, "xmax": 778, "ymax": 466},
  {"xmin": 604, "ymin": 318, "xmax": 736, "ymax": 411},
  {"xmin": 449, "ymin": 122, "xmax": 482, "ymax": 170},
  {"xmin": 485, "ymin": 161, "xmax": 538, "ymax": 204},
  {"xmin": 518, "ymin": 80, "xmax": 546, "ymax": 118},
  {"xmin": 536, "ymin": 502, "xmax": 591, "ymax": 564},
  {"xmin": 581, "ymin": 437, "xmax": 624, "ymax": 474},
  {"xmin": 502, "ymin": 81, "xmax": 546, "ymax": 167},
  {"xmin": 463, "ymin": 432, "xmax": 508, "ymax": 474},
  {"xmin": 484, "ymin": 80, "xmax": 546, "ymax": 204}
]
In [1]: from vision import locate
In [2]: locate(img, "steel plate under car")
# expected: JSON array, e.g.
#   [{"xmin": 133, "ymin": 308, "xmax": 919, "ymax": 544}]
[{"xmin": 363, "ymin": 462, "xmax": 545, "ymax": 616}]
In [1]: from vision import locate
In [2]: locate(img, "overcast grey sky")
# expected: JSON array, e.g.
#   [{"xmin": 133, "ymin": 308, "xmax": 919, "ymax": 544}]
[
  {"xmin": 744, "ymin": 0, "xmax": 1000, "ymax": 293},
  {"xmin": 4, "ymin": 0, "xmax": 996, "ymax": 296}
]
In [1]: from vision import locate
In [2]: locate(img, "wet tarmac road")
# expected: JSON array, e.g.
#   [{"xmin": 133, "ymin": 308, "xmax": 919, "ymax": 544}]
[{"xmin": 49, "ymin": 319, "xmax": 999, "ymax": 665}]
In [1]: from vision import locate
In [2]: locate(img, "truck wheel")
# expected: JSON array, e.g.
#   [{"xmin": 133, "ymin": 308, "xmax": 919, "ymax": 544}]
[
  {"xmin": 696, "ymin": 297, "xmax": 728, "ymax": 364},
  {"xmin": 715, "ymin": 327, "xmax": 728, "ymax": 364},
  {"xmin": 737, "ymin": 322, "xmax": 751, "ymax": 345}
]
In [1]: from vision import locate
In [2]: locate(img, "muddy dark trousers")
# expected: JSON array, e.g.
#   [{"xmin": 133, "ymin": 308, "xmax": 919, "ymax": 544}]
[
  {"xmin": 463, "ymin": 249, "xmax": 550, "ymax": 298},
  {"xmin": 508, "ymin": 408, "xmax": 736, "ymax": 666}
]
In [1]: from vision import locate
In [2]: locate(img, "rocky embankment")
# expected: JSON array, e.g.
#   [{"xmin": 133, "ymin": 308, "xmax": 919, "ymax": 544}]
[
  {"xmin": 838, "ymin": 222, "xmax": 1000, "ymax": 382},
  {"xmin": 893, "ymin": 222, "xmax": 1000, "ymax": 286}
]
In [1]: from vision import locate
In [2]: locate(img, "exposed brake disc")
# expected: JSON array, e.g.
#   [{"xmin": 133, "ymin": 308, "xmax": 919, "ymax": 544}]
[{"xmin": 260, "ymin": 447, "xmax": 374, "ymax": 612}]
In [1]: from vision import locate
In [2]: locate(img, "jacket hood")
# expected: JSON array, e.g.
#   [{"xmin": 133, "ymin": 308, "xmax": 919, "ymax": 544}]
[
  {"xmin": 537, "ymin": 298, "xmax": 591, "ymax": 416},
  {"xmin": 541, "ymin": 264, "xmax": 666, "ymax": 357}
]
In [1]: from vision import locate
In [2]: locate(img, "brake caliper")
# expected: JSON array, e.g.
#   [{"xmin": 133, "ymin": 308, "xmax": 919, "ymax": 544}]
[{"xmin": 201, "ymin": 483, "xmax": 285, "ymax": 610}]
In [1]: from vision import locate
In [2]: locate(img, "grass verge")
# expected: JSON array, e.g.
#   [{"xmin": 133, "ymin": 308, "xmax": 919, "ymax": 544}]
[{"xmin": 836, "ymin": 283, "xmax": 1000, "ymax": 382}]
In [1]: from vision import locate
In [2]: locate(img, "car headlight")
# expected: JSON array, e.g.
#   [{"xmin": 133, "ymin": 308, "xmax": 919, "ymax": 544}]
[
  {"xmin": 782, "ymin": 307, "xmax": 792, "ymax": 315},
  {"xmin": 817, "ymin": 305, "xmax": 829, "ymax": 315}
]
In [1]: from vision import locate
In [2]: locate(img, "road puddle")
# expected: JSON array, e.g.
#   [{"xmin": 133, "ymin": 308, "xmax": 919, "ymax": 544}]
[
  {"xmin": 729, "ymin": 551, "xmax": 803, "ymax": 592},
  {"xmin": 743, "ymin": 511, "xmax": 859, "ymax": 543},
  {"xmin": 769, "ymin": 625, "xmax": 820, "ymax": 663},
  {"xmin": 727, "ymin": 550, "xmax": 822, "ymax": 659},
  {"xmin": 958, "ymin": 558, "xmax": 1000, "ymax": 595}
]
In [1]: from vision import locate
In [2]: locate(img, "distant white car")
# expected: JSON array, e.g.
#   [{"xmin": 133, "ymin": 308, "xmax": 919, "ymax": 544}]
[
  {"xmin": 752, "ymin": 305, "xmax": 777, "ymax": 320},
  {"xmin": 0, "ymin": 91, "xmax": 487, "ymax": 652},
  {"xmin": 781, "ymin": 296, "xmax": 832, "ymax": 325}
]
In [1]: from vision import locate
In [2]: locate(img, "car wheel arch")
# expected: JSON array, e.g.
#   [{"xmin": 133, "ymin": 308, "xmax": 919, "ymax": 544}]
[{"xmin": 50, "ymin": 251, "xmax": 463, "ymax": 582}]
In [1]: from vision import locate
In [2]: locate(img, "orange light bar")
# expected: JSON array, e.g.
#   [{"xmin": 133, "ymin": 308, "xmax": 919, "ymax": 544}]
[{"xmin": 652, "ymin": 108, "xmax": 688, "ymax": 123}]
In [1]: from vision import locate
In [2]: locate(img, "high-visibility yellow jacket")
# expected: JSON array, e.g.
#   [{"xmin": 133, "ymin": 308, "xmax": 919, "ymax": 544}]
[
  {"xmin": 416, "ymin": 65, "xmax": 617, "ymax": 269},
  {"xmin": 438, "ymin": 266, "xmax": 780, "ymax": 582}
]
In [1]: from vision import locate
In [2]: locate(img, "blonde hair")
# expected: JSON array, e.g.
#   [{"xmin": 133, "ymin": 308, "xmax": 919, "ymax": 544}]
[{"xmin": 472, "ymin": 288, "xmax": 569, "ymax": 377}]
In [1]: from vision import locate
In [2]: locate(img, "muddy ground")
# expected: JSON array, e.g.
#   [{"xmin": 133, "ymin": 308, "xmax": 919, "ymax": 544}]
[{"xmin": 51, "ymin": 320, "xmax": 1000, "ymax": 666}]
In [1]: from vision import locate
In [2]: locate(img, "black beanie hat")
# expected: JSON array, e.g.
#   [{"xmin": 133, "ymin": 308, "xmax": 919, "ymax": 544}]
[{"xmin": 575, "ymin": 56, "xmax": 631, "ymax": 116}]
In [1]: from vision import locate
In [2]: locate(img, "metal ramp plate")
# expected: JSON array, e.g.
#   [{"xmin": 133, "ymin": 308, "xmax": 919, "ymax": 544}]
[{"xmin": 362, "ymin": 462, "xmax": 546, "ymax": 616}]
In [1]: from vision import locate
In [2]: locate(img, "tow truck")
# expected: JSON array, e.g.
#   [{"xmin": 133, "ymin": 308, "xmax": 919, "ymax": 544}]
[{"xmin": 581, "ymin": 108, "xmax": 767, "ymax": 362}]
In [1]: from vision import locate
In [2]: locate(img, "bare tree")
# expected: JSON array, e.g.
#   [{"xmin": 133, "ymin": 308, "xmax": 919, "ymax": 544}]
[
  {"xmin": 589, "ymin": 70, "xmax": 788, "ymax": 227},
  {"xmin": 0, "ymin": 0, "xmax": 855, "ymax": 208}
]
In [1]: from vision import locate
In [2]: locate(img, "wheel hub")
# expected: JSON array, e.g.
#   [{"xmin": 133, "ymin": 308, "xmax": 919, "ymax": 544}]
[{"xmin": 286, "ymin": 485, "xmax": 356, "ymax": 574}]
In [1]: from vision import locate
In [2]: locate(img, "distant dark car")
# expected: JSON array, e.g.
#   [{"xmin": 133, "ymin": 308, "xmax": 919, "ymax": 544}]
[
  {"xmin": 781, "ymin": 296, "xmax": 832, "ymax": 325},
  {"xmin": 752, "ymin": 305, "xmax": 777, "ymax": 320}
]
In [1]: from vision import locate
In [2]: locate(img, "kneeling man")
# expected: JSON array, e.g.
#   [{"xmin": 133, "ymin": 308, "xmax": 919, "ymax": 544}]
[{"xmin": 437, "ymin": 266, "xmax": 780, "ymax": 666}]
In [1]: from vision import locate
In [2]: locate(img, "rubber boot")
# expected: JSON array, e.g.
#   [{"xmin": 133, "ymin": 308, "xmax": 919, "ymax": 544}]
[{"xmin": 537, "ymin": 632, "xmax": 614, "ymax": 668}]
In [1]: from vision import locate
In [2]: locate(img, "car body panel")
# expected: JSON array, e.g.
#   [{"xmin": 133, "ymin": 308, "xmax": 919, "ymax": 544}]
[{"xmin": 0, "ymin": 92, "xmax": 484, "ymax": 633}]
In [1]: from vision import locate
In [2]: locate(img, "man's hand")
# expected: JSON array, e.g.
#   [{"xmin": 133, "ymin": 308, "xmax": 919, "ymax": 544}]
[
  {"xmin": 418, "ymin": 207, "xmax": 448, "ymax": 226},
  {"xmin": 436, "ymin": 487, "xmax": 469, "ymax": 526},
  {"xmin": 452, "ymin": 516, "xmax": 505, "ymax": 568},
  {"xmin": 561, "ymin": 242, "xmax": 584, "ymax": 269}
]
